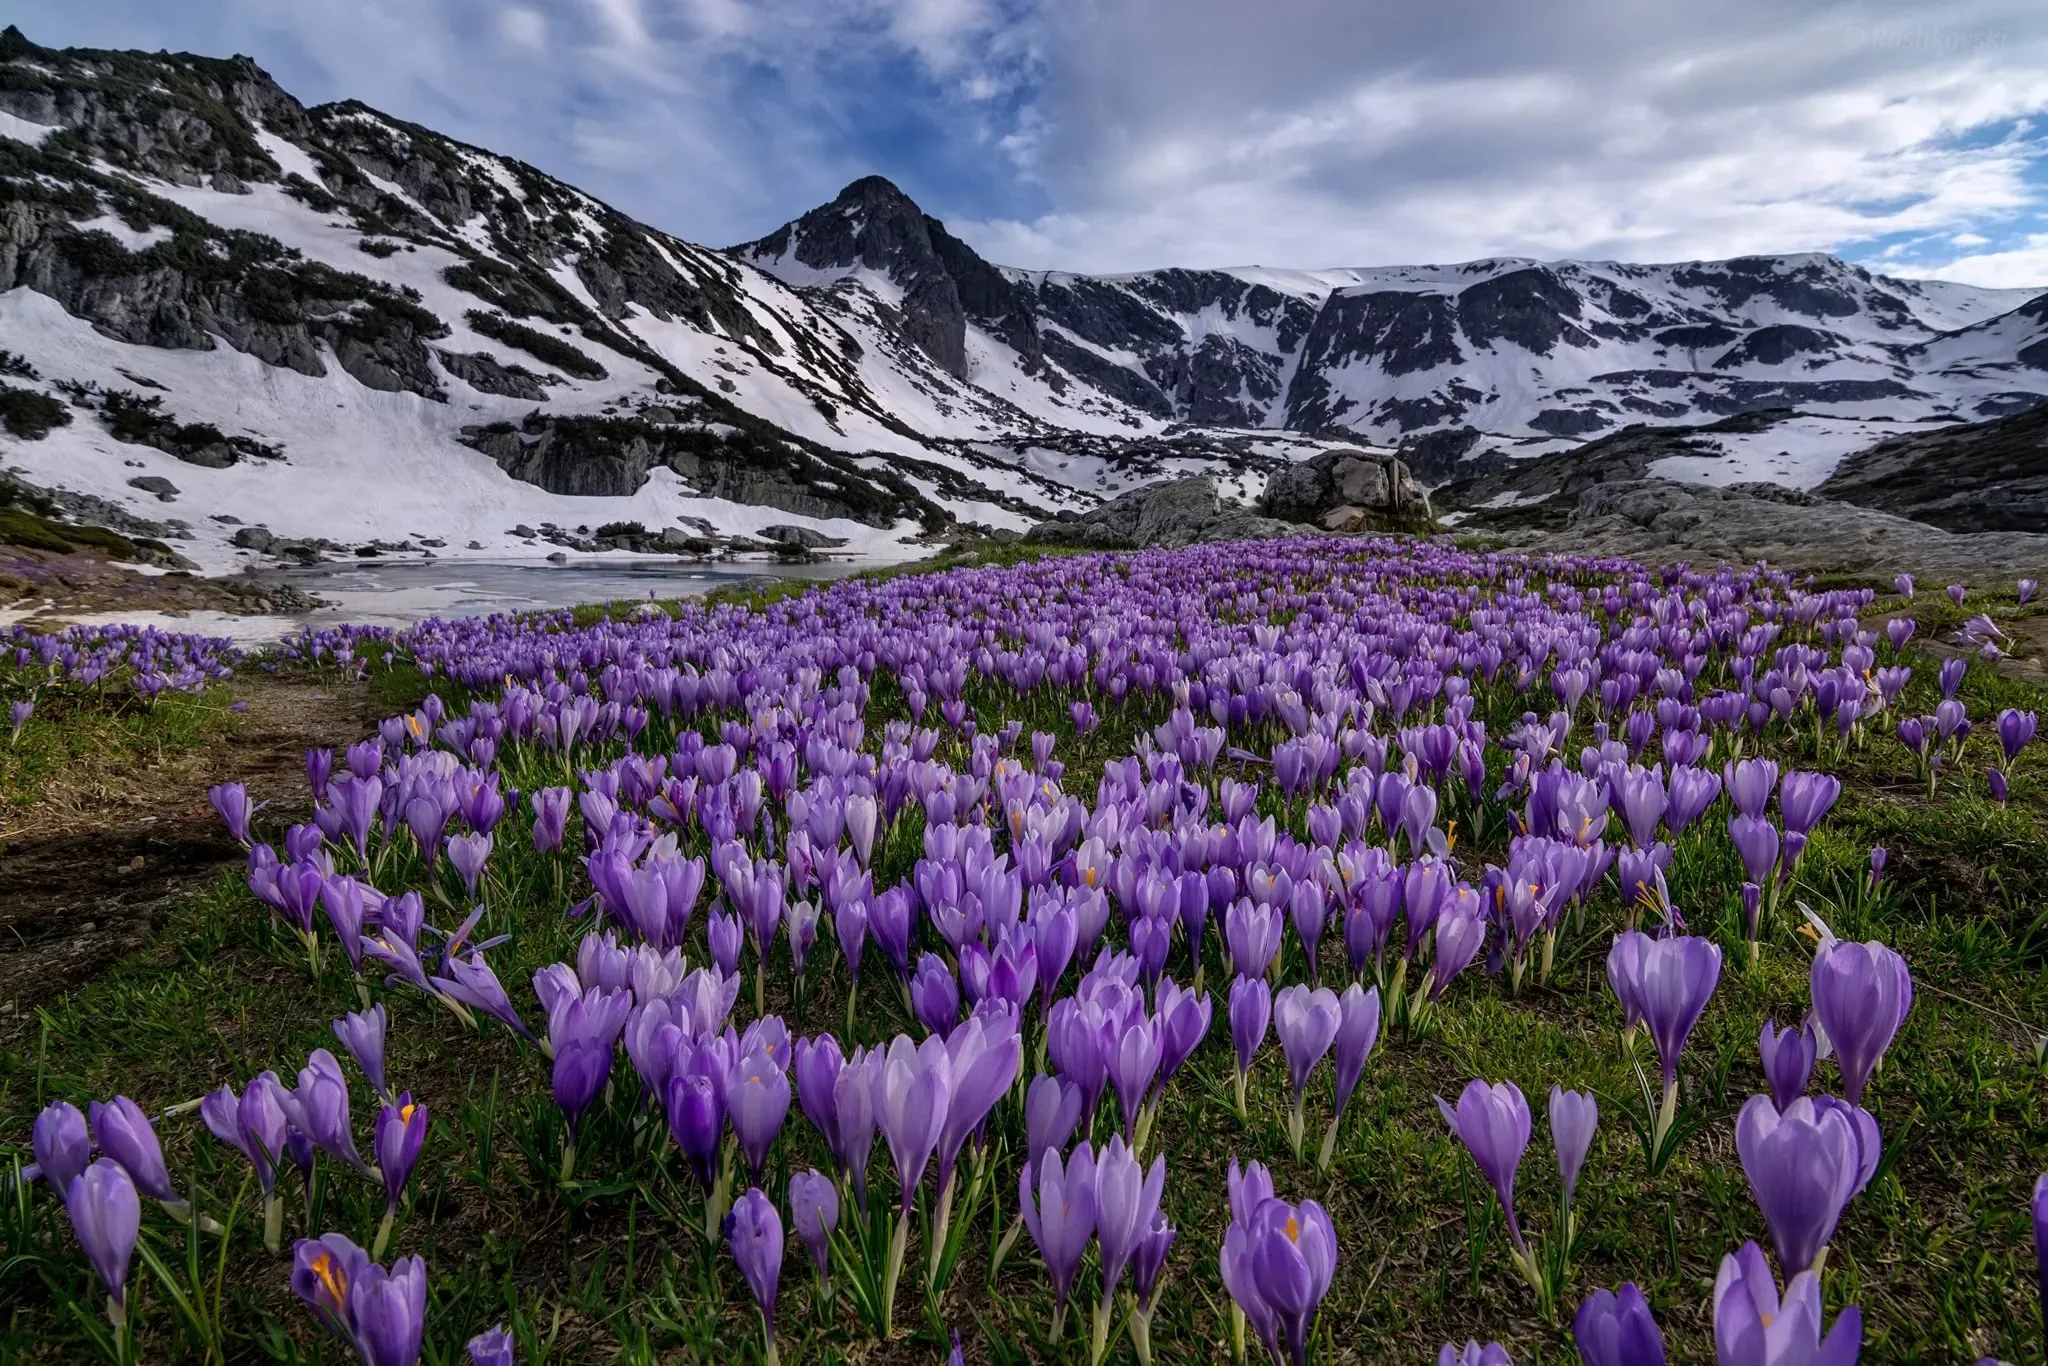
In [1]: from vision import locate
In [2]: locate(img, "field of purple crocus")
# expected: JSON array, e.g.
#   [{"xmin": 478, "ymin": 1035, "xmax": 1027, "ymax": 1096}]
[{"xmin": 3, "ymin": 536, "xmax": 2047, "ymax": 1365}]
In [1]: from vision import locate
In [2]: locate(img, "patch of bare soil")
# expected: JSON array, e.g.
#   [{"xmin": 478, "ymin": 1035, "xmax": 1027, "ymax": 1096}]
[
  {"xmin": 0, "ymin": 541, "xmax": 325, "ymax": 619},
  {"xmin": 0, "ymin": 676, "xmax": 378, "ymax": 1035}
]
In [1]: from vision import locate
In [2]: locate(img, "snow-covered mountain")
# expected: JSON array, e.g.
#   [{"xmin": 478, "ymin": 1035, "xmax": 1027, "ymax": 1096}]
[
  {"xmin": 2, "ymin": 26, "xmax": 2044, "ymax": 572},
  {"xmin": 737, "ymin": 176, "xmax": 2048, "ymax": 482}
]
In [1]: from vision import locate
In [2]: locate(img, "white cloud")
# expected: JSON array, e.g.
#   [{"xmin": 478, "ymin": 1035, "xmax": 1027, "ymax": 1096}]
[
  {"xmin": 12, "ymin": 0, "xmax": 2048, "ymax": 285},
  {"xmin": 499, "ymin": 7, "xmax": 547, "ymax": 48},
  {"xmin": 1897, "ymin": 232, "xmax": 2048, "ymax": 287}
]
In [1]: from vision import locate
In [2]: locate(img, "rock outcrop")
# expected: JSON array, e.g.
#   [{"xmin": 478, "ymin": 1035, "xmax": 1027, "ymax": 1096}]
[
  {"xmin": 1257, "ymin": 448, "xmax": 1427, "ymax": 531},
  {"xmin": 1025, "ymin": 477, "xmax": 1312, "ymax": 550},
  {"xmin": 1547, "ymin": 479, "xmax": 2048, "ymax": 582},
  {"xmin": 1815, "ymin": 404, "xmax": 2048, "ymax": 533}
]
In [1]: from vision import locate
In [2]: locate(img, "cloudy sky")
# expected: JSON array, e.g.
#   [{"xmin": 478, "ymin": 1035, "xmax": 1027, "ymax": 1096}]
[{"xmin": 16, "ymin": 0, "xmax": 2048, "ymax": 284}]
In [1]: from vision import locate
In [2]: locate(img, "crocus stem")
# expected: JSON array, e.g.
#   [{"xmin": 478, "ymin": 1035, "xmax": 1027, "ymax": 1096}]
[
  {"xmin": 105, "ymin": 1295, "xmax": 125, "ymax": 1365},
  {"xmin": 1286, "ymin": 1098, "xmax": 1305, "ymax": 1161},
  {"xmin": 1651, "ymin": 1079, "xmax": 1678, "ymax": 1163},
  {"xmin": 263, "ymin": 1194, "xmax": 282, "ymax": 1253},
  {"xmin": 762, "ymin": 1320, "xmax": 780, "ymax": 1366},
  {"xmin": 561, "ymin": 1140, "xmax": 577, "ymax": 1184},
  {"xmin": 1230, "ymin": 1303, "xmax": 1247, "ymax": 1363},
  {"xmin": 1317, "ymin": 1113, "xmax": 1342, "ymax": 1173},
  {"xmin": 1130, "ymin": 1305, "xmax": 1154, "ymax": 1366},
  {"xmin": 881, "ymin": 1207, "xmax": 910, "ymax": 1338},
  {"xmin": 927, "ymin": 1173, "xmax": 958, "ymax": 1287},
  {"xmin": 372, "ymin": 1208, "xmax": 396, "ymax": 1260},
  {"xmin": 754, "ymin": 962, "xmax": 766, "ymax": 1019},
  {"xmin": 1233, "ymin": 1068, "xmax": 1248, "ymax": 1122},
  {"xmin": 1090, "ymin": 1296, "xmax": 1113, "ymax": 1366}
]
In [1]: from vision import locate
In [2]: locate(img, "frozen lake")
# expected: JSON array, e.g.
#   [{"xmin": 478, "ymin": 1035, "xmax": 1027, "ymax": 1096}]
[{"xmin": 11, "ymin": 555, "xmax": 880, "ymax": 645}]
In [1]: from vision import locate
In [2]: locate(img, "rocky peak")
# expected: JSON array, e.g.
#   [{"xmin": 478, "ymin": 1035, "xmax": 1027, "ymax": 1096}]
[{"xmin": 735, "ymin": 176, "xmax": 1039, "ymax": 380}]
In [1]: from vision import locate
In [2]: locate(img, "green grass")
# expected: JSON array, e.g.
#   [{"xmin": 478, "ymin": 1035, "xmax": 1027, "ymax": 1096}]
[
  {"xmin": 1, "ymin": 613, "xmax": 2046, "ymax": 1364},
  {"xmin": 0, "ymin": 685, "xmax": 238, "ymax": 813}
]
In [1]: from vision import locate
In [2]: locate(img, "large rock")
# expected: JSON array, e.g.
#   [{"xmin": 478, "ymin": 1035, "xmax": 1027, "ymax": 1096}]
[
  {"xmin": 1553, "ymin": 479, "xmax": 2048, "ymax": 582},
  {"xmin": 1026, "ymin": 477, "xmax": 1306, "ymax": 549},
  {"xmin": 1258, "ymin": 449, "xmax": 1426, "ymax": 531}
]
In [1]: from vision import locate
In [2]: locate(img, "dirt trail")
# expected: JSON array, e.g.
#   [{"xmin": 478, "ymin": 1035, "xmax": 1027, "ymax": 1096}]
[{"xmin": 0, "ymin": 676, "xmax": 379, "ymax": 1036}]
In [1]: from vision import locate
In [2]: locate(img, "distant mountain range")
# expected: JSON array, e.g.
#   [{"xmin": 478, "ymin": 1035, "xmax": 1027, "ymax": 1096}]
[{"xmin": 1, "ymin": 25, "xmax": 2043, "ymax": 570}]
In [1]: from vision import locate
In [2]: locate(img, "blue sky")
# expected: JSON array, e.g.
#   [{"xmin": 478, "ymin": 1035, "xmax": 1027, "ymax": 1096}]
[{"xmin": 13, "ymin": 0, "xmax": 2048, "ymax": 285}]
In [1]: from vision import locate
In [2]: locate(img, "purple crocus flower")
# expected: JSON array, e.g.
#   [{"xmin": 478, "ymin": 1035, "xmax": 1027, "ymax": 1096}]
[
  {"xmin": 66, "ymin": 1159, "xmax": 141, "ymax": 1317},
  {"xmin": 88, "ymin": 1096, "xmax": 180, "ymax": 1207},
  {"xmin": 1758, "ymin": 1019, "xmax": 1816, "ymax": 1111},
  {"xmin": 334, "ymin": 1004, "xmax": 391, "ymax": 1105},
  {"xmin": 911, "ymin": 953, "xmax": 961, "ymax": 1038},
  {"xmin": 873, "ymin": 1034, "xmax": 950, "ymax": 1208},
  {"xmin": 1329, "ymin": 984, "xmax": 1381, "ymax": 1125},
  {"xmin": 446, "ymin": 831, "xmax": 493, "ymax": 897},
  {"xmin": 1809, "ymin": 939, "xmax": 1912, "ymax": 1105},
  {"xmin": 530, "ymin": 786, "xmax": 571, "ymax": 852},
  {"xmin": 793, "ymin": 1034, "xmax": 845, "ymax": 1165},
  {"xmin": 1778, "ymin": 772, "xmax": 1841, "ymax": 837},
  {"xmin": 708, "ymin": 910, "xmax": 744, "ymax": 977},
  {"xmin": 293, "ymin": 1049, "xmax": 372, "ymax": 1176},
  {"xmin": 1575, "ymin": 1284, "xmax": 1664, "ymax": 1366},
  {"xmin": 1246, "ymin": 1194, "xmax": 1339, "ymax": 1366},
  {"xmin": 788, "ymin": 1168, "xmax": 839, "ymax": 1281},
  {"xmin": 32, "ymin": 1100, "xmax": 90, "ymax": 1195},
  {"xmin": 1155, "ymin": 977, "xmax": 1213, "ymax": 1083},
  {"xmin": 1107, "ymin": 1015, "xmax": 1161, "ymax": 1143},
  {"xmin": 1723, "ymin": 759, "xmax": 1778, "ymax": 820},
  {"xmin": 1727, "ymin": 815, "xmax": 1780, "ymax": 889},
  {"xmin": 1273, "ymin": 983, "xmax": 1341, "ymax": 1158},
  {"xmin": 1736, "ymin": 1095, "xmax": 1864, "ymax": 1276},
  {"xmin": 1093, "ymin": 1135, "xmax": 1165, "ymax": 1319},
  {"xmin": 375, "ymin": 1095, "xmax": 428, "ymax": 1210},
  {"xmin": 209, "ymin": 781, "xmax": 261, "ymax": 846},
  {"xmin": 2032, "ymin": 1175, "xmax": 2048, "ymax": 1336},
  {"xmin": 1230, "ymin": 975, "xmax": 1272, "ymax": 1116},
  {"xmin": 1549, "ymin": 1086, "xmax": 1598, "ymax": 1208},
  {"xmin": 728, "ymin": 1186, "xmax": 785, "ymax": 1354},
  {"xmin": 1636, "ymin": 934, "xmax": 1722, "ymax": 1092},
  {"xmin": 727, "ymin": 1046, "xmax": 792, "ymax": 1186},
  {"xmin": 1440, "ymin": 1079, "xmax": 1532, "ymax": 1248},
  {"xmin": 936, "ymin": 1012, "xmax": 1021, "ymax": 1195},
  {"xmin": 1712, "ymin": 1241, "xmax": 1861, "ymax": 1366},
  {"xmin": 292, "ymin": 1232, "xmax": 371, "ymax": 1341},
  {"xmin": 466, "ymin": 1325, "xmax": 515, "ymax": 1366},
  {"xmin": 8, "ymin": 698, "xmax": 31, "ymax": 742},
  {"xmin": 353, "ymin": 1254, "xmax": 429, "ymax": 1366},
  {"xmin": 1020, "ymin": 1140, "xmax": 1097, "ymax": 1333},
  {"xmin": 1024, "ymin": 1074, "xmax": 1083, "ymax": 1183},
  {"xmin": 1999, "ymin": 709, "xmax": 2038, "ymax": 764},
  {"xmin": 1439, "ymin": 1344, "xmax": 1512, "ymax": 1366},
  {"xmin": 546, "ymin": 986, "xmax": 631, "ymax": 1155},
  {"xmin": 434, "ymin": 950, "xmax": 535, "ymax": 1040}
]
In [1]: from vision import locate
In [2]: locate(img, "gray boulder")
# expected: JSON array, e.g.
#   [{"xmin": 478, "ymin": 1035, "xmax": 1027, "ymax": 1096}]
[
  {"xmin": 1026, "ymin": 477, "xmax": 1305, "ymax": 549},
  {"xmin": 1555, "ymin": 479, "xmax": 2048, "ymax": 582},
  {"xmin": 126, "ymin": 475, "xmax": 178, "ymax": 500},
  {"xmin": 1259, "ymin": 449, "xmax": 1427, "ymax": 531},
  {"xmin": 759, "ymin": 524, "xmax": 850, "ymax": 550},
  {"xmin": 230, "ymin": 525, "xmax": 274, "ymax": 551}
]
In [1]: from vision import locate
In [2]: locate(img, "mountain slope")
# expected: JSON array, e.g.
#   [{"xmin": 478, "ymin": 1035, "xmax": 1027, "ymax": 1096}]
[{"xmin": 1814, "ymin": 403, "xmax": 2048, "ymax": 534}]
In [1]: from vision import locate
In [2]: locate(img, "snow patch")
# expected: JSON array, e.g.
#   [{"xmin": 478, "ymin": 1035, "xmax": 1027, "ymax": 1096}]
[{"xmin": 0, "ymin": 110, "xmax": 61, "ymax": 146}]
